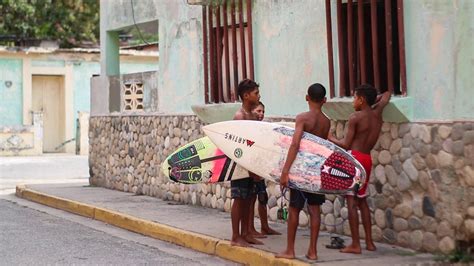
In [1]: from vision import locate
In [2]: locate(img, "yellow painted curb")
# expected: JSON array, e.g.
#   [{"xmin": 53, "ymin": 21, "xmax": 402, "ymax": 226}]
[
  {"xmin": 17, "ymin": 187, "xmax": 95, "ymax": 218},
  {"xmin": 215, "ymin": 241, "xmax": 309, "ymax": 266},
  {"xmin": 94, "ymin": 207, "xmax": 218, "ymax": 255},
  {"xmin": 15, "ymin": 185, "xmax": 308, "ymax": 265}
]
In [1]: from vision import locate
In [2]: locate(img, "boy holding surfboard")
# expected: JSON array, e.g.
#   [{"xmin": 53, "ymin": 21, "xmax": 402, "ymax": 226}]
[
  {"xmin": 277, "ymin": 83, "xmax": 330, "ymax": 260},
  {"xmin": 329, "ymin": 85, "xmax": 391, "ymax": 254},
  {"xmin": 248, "ymin": 102, "xmax": 281, "ymax": 238},
  {"xmin": 230, "ymin": 79, "xmax": 263, "ymax": 247}
]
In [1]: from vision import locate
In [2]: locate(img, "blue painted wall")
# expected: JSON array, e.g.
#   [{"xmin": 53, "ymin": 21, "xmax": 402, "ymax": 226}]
[
  {"xmin": 0, "ymin": 58, "xmax": 23, "ymax": 126},
  {"xmin": 0, "ymin": 56, "xmax": 158, "ymax": 130}
]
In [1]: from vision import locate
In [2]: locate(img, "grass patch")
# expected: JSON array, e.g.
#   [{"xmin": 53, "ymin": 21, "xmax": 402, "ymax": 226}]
[{"xmin": 434, "ymin": 248, "xmax": 473, "ymax": 263}]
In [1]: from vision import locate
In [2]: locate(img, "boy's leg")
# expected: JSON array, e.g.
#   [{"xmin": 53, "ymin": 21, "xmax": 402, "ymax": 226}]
[
  {"xmin": 259, "ymin": 202, "xmax": 281, "ymax": 235},
  {"xmin": 248, "ymin": 193, "xmax": 266, "ymax": 238},
  {"xmin": 230, "ymin": 179, "xmax": 250, "ymax": 247},
  {"xmin": 257, "ymin": 181, "xmax": 280, "ymax": 235},
  {"xmin": 276, "ymin": 189, "xmax": 302, "ymax": 259},
  {"xmin": 358, "ymin": 197, "xmax": 376, "ymax": 251},
  {"xmin": 231, "ymin": 198, "xmax": 248, "ymax": 246},
  {"xmin": 241, "ymin": 179, "xmax": 263, "ymax": 245},
  {"xmin": 305, "ymin": 193, "xmax": 324, "ymax": 260},
  {"xmin": 340, "ymin": 195, "xmax": 362, "ymax": 254}
]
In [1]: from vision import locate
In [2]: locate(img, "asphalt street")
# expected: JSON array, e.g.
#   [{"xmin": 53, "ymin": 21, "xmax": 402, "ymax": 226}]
[{"xmin": 0, "ymin": 197, "xmax": 236, "ymax": 265}]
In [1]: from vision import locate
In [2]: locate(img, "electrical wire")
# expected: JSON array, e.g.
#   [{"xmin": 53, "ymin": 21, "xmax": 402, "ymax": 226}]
[{"xmin": 130, "ymin": 0, "xmax": 151, "ymax": 46}]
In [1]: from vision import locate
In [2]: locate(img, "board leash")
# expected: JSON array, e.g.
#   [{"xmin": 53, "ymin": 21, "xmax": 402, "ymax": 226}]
[{"xmin": 280, "ymin": 187, "xmax": 345, "ymax": 228}]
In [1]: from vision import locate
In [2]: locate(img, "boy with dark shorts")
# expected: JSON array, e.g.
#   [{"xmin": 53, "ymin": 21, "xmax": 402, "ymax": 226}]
[
  {"xmin": 329, "ymin": 84, "xmax": 391, "ymax": 254},
  {"xmin": 276, "ymin": 83, "xmax": 330, "ymax": 260},
  {"xmin": 231, "ymin": 79, "xmax": 263, "ymax": 247},
  {"xmin": 248, "ymin": 102, "xmax": 281, "ymax": 238}
]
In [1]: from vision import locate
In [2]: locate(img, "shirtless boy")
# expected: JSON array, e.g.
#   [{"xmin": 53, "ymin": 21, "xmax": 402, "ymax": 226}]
[
  {"xmin": 248, "ymin": 102, "xmax": 281, "ymax": 238},
  {"xmin": 329, "ymin": 84, "xmax": 391, "ymax": 254},
  {"xmin": 231, "ymin": 79, "xmax": 263, "ymax": 246},
  {"xmin": 276, "ymin": 83, "xmax": 330, "ymax": 260}
]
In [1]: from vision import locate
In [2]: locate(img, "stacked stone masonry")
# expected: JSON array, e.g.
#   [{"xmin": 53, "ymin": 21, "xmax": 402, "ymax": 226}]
[{"xmin": 89, "ymin": 115, "xmax": 474, "ymax": 254}]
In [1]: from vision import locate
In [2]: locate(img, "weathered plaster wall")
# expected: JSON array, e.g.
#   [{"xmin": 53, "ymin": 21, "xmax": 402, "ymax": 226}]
[
  {"xmin": 0, "ymin": 58, "xmax": 23, "ymax": 126},
  {"xmin": 101, "ymin": 0, "xmax": 159, "ymax": 30},
  {"xmin": 100, "ymin": 0, "xmax": 203, "ymax": 114},
  {"xmin": 253, "ymin": 0, "xmax": 329, "ymax": 117},
  {"xmin": 404, "ymin": 0, "xmax": 473, "ymax": 121},
  {"xmin": 100, "ymin": 0, "xmax": 473, "ymax": 121},
  {"xmin": 73, "ymin": 61, "xmax": 99, "ymax": 131},
  {"xmin": 0, "ymin": 112, "xmax": 43, "ymax": 156},
  {"xmin": 0, "ymin": 53, "xmax": 158, "ymax": 129},
  {"xmin": 121, "ymin": 62, "xmax": 158, "ymax": 75}
]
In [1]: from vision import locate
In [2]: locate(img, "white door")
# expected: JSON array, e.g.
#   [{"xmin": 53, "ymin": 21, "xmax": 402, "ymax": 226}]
[{"xmin": 32, "ymin": 75, "xmax": 65, "ymax": 153}]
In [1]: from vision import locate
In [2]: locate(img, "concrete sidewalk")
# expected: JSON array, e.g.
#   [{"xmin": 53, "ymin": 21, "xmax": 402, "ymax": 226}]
[
  {"xmin": 0, "ymin": 154, "xmax": 88, "ymax": 193},
  {"xmin": 16, "ymin": 183, "xmax": 436, "ymax": 265}
]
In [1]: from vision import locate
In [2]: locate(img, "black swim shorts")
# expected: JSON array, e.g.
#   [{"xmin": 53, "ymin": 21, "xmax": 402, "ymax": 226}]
[
  {"xmin": 231, "ymin": 178, "xmax": 253, "ymax": 199},
  {"xmin": 289, "ymin": 188, "xmax": 325, "ymax": 210}
]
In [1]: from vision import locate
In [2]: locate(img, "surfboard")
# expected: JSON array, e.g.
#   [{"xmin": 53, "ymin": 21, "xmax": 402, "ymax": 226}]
[
  {"xmin": 161, "ymin": 136, "xmax": 250, "ymax": 184},
  {"xmin": 203, "ymin": 120, "xmax": 367, "ymax": 194}
]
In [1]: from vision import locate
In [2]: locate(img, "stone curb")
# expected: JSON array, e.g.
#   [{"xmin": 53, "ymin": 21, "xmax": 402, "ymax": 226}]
[{"xmin": 15, "ymin": 185, "xmax": 308, "ymax": 266}]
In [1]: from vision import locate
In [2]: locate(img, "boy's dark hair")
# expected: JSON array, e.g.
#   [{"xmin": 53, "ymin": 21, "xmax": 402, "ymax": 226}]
[
  {"xmin": 257, "ymin": 101, "xmax": 265, "ymax": 109},
  {"xmin": 237, "ymin": 79, "xmax": 259, "ymax": 100},
  {"xmin": 307, "ymin": 83, "xmax": 326, "ymax": 102},
  {"xmin": 355, "ymin": 84, "xmax": 377, "ymax": 106}
]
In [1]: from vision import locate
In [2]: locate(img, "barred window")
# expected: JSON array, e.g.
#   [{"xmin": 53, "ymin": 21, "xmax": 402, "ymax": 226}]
[
  {"xmin": 201, "ymin": 0, "xmax": 254, "ymax": 103},
  {"xmin": 325, "ymin": 0, "xmax": 407, "ymax": 97}
]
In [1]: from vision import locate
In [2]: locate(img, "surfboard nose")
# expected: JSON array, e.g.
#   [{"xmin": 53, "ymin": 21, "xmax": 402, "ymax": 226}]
[{"xmin": 161, "ymin": 159, "xmax": 171, "ymax": 178}]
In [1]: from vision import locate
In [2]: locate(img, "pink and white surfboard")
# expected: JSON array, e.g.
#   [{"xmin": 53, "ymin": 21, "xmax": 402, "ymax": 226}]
[{"xmin": 203, "ymin": 120, "xmax": 366, "ymax": 194}]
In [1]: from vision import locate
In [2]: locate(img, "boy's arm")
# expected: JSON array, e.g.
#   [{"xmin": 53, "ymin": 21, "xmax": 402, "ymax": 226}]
[
  {"xmin": 280, "ymin": 116, "xmax": 305, "ymax": 188},
  {"xmin": 328, "ymin": 114, "xmax": 357, "ymax": 150},
  {"xmin": 373, "ymin": 90, "xmax": 391, "ymax": 114}
]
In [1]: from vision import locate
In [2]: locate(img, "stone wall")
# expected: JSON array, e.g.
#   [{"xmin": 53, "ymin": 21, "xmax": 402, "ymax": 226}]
[{"xmin": 89, "ymin": 115, "xmax": 474, "ymax": 254}]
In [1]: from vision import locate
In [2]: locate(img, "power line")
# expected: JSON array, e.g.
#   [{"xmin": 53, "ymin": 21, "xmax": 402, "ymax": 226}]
[{"xmin": 130, "ymin": 0, "xmax": 151, "ymax": 46}]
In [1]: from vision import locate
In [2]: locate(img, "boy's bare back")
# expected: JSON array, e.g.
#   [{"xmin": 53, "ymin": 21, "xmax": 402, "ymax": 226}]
[
  {"xmin": 298, "ymin": 110, "xmax": 330, "ymax": 140},
  {"xmin": 348, "ymin": 110, "xmax": 382, "ymax": 153}
]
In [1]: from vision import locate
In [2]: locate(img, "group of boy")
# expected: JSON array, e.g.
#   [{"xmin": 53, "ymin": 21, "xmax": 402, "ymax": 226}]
[{"xmin": 230, "ymin": 79, "xmax": 391, "ymax": 260}]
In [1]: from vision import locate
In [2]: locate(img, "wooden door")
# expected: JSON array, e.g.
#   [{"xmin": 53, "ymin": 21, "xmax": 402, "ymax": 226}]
[{"xmin": 32, "ymin": 75, "xmax": 65, "ymax": 152}]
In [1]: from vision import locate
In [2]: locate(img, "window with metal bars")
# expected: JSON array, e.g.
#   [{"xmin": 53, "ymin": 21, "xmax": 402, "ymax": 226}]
[
  {"xmin": 202, "ymin": 0, "xmax": 254, "ymax": 104},
  {"xmin": 325, "ymin": 0, "xmax": 407, "ymax": 98}
]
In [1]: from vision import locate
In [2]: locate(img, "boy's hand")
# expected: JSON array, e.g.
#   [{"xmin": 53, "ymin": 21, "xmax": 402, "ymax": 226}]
[{"xmin": 280, "ymin": 172, "xmax": 289, "ymax": 190}]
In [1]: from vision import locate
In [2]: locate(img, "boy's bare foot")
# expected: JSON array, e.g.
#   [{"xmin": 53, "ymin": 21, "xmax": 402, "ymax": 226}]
[
  {"xmin": 262, "ymin": 227, "xmax": 281, "ymax": 235},
  {"xmin": 340, "ymin": 244, "xmax": 362, "ymax": 254},
  {"xmin": 231, "ymin": 236, "xmax": 250, "ymax": 247},
  {"xmin": 249, "ymin": 229, "xmax": 267, "ymax": 238},
  {"xmin": 275, "ymin": 250, "xmax": 295, "ymax": 259},
  {"xmin": 244, "ymin": 235, "xmax": 264, "ymax": 245},
  {"xmin": 366, "ymin": 242, "xmax": 376, "ymax": 251},
  {"xmin": 305, "ymin": 253, "xmax": 318, "ymax": 260}
]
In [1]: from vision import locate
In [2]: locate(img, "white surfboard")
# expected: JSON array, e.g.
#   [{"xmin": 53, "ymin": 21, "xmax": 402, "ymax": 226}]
[{"xmin": 203, "ymin": 120, "xmax": 366, "ymax": 194}]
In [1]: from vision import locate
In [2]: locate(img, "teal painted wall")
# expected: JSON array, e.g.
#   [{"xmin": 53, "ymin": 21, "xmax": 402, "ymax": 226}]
[
  {"xmin": 121, "ymin": 62, "xmax": 158, "ymax": 74},
  {"xmin": 100, "ymin": 0, "xmax": 474, "ymax": 121},
  {"xmin": 253, "ymin": 1, "xmax": 329, "ymax": 117},
  {"xmin": 0, "ymin": 56, "xmax": 158, "ymax": 130},
  {"xmin": 73, "ymin": 61, "xmax": 100, "ymax": 131},
  {"xmin": 405, "ymin": 0, "xmax": 474, "ymax": 121},
  {"xmin": 0, "ymin": 58, "xmax": 23, "ymax": 126},
  {"xmin": 73, "ymin": 61, "xmax": 158, "ymax": 129},
  {"xmin": 100, "ymin": 0, "xmax": 203, "ymax": 114}
]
